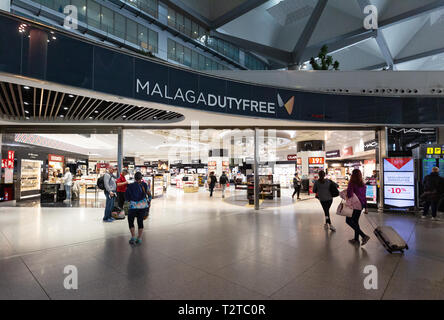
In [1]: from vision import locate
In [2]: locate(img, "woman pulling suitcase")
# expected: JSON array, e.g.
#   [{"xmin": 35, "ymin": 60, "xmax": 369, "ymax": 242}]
[{"xmin": 345, "ymin": 169, "xmax": 370, "ymax": 246}]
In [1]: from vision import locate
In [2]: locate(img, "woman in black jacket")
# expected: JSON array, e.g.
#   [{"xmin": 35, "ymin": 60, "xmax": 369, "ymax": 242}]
[{"xmin": 208, "ymin": 172, "xmax": 217, "ymax": 197}]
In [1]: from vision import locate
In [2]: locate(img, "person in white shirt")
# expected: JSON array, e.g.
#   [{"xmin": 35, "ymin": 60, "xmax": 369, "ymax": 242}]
[{"xmin": 63, "ymin": 167, "xmax": 73, "ymax": 202}]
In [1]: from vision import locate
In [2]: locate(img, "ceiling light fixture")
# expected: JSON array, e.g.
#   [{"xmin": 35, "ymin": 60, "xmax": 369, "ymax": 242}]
[{"xmin": 24, "ymin": 86, "xmax": 30, "ymax": 90}]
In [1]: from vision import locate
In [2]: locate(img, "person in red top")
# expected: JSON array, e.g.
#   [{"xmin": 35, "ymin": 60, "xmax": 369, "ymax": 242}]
[{"xmin": 116, "ymin": 169, "xmax": 129, "ymax": 209}]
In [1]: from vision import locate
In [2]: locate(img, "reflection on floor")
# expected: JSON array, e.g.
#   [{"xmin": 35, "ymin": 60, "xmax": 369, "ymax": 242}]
[{"xmin": 1, "ymin": 187, "xmax": 444, "ymax": 300}]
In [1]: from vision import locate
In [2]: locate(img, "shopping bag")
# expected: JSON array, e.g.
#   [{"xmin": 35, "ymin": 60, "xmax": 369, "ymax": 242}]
[{"xmin": 336, "ymin": 200, "xmax": 354, "ymax": 217}]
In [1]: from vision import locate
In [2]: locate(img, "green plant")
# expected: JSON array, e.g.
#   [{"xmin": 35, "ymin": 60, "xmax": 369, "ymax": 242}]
[{"xmin": 309, "ymin": 45, "xmax": 340, "ymax": 70}]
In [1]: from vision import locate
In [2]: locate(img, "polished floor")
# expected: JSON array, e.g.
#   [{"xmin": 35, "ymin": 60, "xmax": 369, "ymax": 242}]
[{"xmin": 1, "ymin": 187, "xmax": 444, "ymax": 300}]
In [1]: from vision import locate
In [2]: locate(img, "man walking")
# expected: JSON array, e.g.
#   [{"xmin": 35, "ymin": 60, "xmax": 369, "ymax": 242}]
[
  {"xmin": 103, "ymin": 167, "xmax": 117, "ymax": 222},
  {"xmin": 422, "ymin": 167, "xmax": 444, "ymax": 220},
  {"xmin": 219, "ymin": 172, "xmax": 228, "ymax": 198}
]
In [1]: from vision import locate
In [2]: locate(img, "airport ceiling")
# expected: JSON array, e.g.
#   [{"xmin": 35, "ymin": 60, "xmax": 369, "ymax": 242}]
[
  {"xmin": 0, "ymin": 81, "xmax": 184, "ymax": 123},
  {"xmin": 185, "ymin": 0, "xmax": 444, "ymax": 71}
]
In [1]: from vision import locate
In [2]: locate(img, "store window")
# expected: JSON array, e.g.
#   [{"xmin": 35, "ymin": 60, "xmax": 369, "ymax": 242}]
[
  {"xmin": 167, "ymin": 7, "xmax": 175, "ymax": 28},
  {"xmin": 139, "ymin": 0, "xmax": 158, "ymax": 18},
  {"xmin": 245, "ymin": 52, "xmax": 268, "ymax": 70},
  {"xmin": 54, "ymin": 0, "xmax": 70, "ymax": 13},
  {"xmin": 198, "ymin": 52, "xmax": 205, "ymax": 70},
  {"xmin": 191, "ymin": 21, "xmax": 199, "ymax": 40},
  {"xmin": 191, "ymin": 51, "xmax": 199, "ymax": 69},
  {"xmin": 113, "ymin": 12, "xmax": 126, "ymax": 39},
  {"xmin": 72, "ymin": 0, "xmax": 87, "ymax": 23},
  {"xmin": 176, "ymin": 43, "xmax": 184, "ymax": 64},
  {"xmin": 100, "ymin": 6, "xmax": 113, "ymax": 34},
  {"xmin": 138, "ymin": 24, "xmax": 148, "ymax": 50},
  {"xmin": 184, "ymin": 16, "xmax": 192, "ymax": 37},
  {"xmin": 183, "ymin": 47, "xmax": 191, "ymax": 67},
  {"xmin": 86, "ymin": 0, "xmax": 101, "ymax": 29},
  {"xmin": 148, "ymin": 29, "xmax": 158, "ymax": 53},
  {"xmin": 167, "ymin": 38, "xmax": 175, "ymax": 60},
  {"xmin": 126, "ymin": 19, "xmax": 137, "ymax": 45}
]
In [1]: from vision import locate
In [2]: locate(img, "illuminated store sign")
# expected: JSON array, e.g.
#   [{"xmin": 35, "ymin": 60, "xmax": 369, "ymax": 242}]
[
  {"xmin": 137, "ymin": 79, "xmax": 277, "ymax": 115},
  {"xmin": 326, "ymin": 150, "xmax": 340, "ymax": 158},
  {"xmin": 364, "ymin": 139, "xmax": 378, "ymax": 151},
  {"xmin": 309, "ymin": 157, "xmax": 324, "ymax": 165}
]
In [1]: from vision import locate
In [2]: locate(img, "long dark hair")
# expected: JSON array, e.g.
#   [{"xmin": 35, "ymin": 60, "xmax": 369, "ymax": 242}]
[
  {"xmin": 349, "ymin": 169, "xmax": 364, "ymax": 187},
  {"xmin": 318, "ymin": 170, "xmax": 326, "ymax": 183}
]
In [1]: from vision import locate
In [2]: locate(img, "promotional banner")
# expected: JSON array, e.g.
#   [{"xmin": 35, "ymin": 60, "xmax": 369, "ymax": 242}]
[{"xmin": 384, "ymin": 172, "xmax": 414, "ymax": 186}]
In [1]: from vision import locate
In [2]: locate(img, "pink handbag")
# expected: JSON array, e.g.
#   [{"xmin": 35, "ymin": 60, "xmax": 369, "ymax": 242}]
[{"xmin": 339, "ymin": 190, "xmax": 362, "ymax": 211}]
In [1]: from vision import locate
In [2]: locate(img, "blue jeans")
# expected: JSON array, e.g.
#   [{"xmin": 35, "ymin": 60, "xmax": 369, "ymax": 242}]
[
  {"xmin": 103, "ymin": 192, "xmax": 115, "ymax": 220},
  {"xmin": 65, "ymin": 185, "xmax": 71, "ymax": 201}
]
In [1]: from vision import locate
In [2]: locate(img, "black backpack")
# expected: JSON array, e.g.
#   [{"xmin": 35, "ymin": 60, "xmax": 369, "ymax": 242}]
[
  {"xmin": 97, "ymin": 175, "xmax": 105, "ymax": 190},
  {"xmin": 329, "ymin": 180, "xmax": 340, "ymax": 197},
  {"xmin": 220, "ymin": 175, "xmax": 228, "ymax": 184}
]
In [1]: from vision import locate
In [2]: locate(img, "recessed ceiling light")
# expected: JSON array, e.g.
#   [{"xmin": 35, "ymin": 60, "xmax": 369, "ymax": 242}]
[
  {"xmin": 25, "ymin": 110, "xmax": 29, "ymax": 114},
  {"xmin": 69, "ymin": 94, "xmax": 74, "ymax": 98},
  {"xmin": 59, "ymin": 115, "xmax": 64, "ymax": 118},
  {"xmin": 26, "ymin": 117, "xmax": 30, "ymax": 120},
  {"xmin": 52, "ymin": 36, "xmax": 56, "ymax": 40},
  {"xmin": 24, "ymin": 102, "xmax": 29, "ymax": 105},
  {"xmin": 63, "ymin": 107, "xmax": 68, "ymax": 110},
  {"xmin": 89, "ymin": 117, "xmax": 93, "ymax": 119},
  {"xmin": 24, "ymin": 86, "xmax": 30, "ymax": 90},
  {"xmin": 123, "ymin": 115, "xmax": 127, "ymax": 118},
  {"xmin": 94, "ymin": 110, "xmax": 99, "ymax": 113}
]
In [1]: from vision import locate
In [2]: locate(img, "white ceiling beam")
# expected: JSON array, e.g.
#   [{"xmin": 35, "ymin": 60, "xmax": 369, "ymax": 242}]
[
  {"xmin": 303, "ymin": 0, "xmax": 444, "ymax": 63},
  {"xmin": 356, "ymin": 0, "xmax": 395, "ymax": 70},
  {"xmin": 292, "ymin": 0, "xmax": 328, "ymax": 66}
]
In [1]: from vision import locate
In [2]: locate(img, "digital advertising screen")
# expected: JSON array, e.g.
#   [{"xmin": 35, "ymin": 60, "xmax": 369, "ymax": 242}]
[{"xmin": 383, "ymin": 158, "xmax": 415, "ymax": 208}]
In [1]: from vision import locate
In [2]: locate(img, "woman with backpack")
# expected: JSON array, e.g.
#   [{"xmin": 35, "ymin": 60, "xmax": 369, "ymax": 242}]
[
  {"xmin": 313, "ymin": 170, "xmax": 338, "ymax": 232},
  {"xmin": 125, "ymin": 172, "xmax": 152, "ymax": 245},
  {"xmin": 346, "ymin": 169, "xmax": 370, "ymax": 246}
]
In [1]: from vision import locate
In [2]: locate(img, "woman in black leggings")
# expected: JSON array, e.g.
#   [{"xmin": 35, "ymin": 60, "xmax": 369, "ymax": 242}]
[{"xmin": 125, "ymin": 172, "xmax": 151, "ymax": 245}]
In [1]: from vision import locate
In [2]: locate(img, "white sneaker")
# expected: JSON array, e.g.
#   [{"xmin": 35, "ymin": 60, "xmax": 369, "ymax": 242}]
[
  {"xmin": 329, "ymin": 225, "xmax": 336, "ymax": 232},
  {"xmin": 431, "ymin": 217, "xmax": 439, "ymax": 221}
]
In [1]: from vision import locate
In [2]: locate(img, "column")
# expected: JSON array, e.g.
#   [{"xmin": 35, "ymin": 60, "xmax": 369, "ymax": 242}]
[
  {"xmin": 254, "ymin": 128, "xmax": 259, "ymax": 210},
  {"xmin": 117, "ymin": 127, "xmax": 123, "ymax": 175},
  {"xmin": 377, "ymin": 128, "xmax": 387, "ymax": 213}
]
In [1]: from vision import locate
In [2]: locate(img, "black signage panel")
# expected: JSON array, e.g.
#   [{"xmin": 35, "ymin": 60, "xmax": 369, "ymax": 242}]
[
  {"xmin": 326, "ymin": 150, "xmax": 341, "ymax": 158},
  {"xmin": 94, "ymin": 46, "xmax": 134, "ymax": 98}
]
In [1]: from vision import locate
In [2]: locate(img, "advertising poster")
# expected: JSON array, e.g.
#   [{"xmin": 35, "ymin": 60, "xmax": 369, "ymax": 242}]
[
  {"xmin": 383, "ymin": 158, "xmax": 415, "ymax": 208},
  {"xmin": 366, "ymin": 185, "xmax": 377, "ymax": 204}
]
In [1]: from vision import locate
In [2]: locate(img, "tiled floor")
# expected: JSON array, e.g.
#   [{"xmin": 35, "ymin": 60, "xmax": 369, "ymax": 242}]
[{"xmin": 1, "ymin": 187, "xmax": 444, "ymax": 300}]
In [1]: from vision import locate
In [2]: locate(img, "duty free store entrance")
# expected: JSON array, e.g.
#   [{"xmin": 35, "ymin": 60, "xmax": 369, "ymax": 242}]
[{"xmin": 0, "ymin": 127, "xmax": 388, "ymax": 211}]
